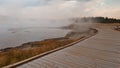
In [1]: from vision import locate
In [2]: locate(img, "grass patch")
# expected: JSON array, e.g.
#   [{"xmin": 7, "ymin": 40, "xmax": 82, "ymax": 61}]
[{"xmin": 0, "ymin": 38, "xmax": 75, "ymax": 67}]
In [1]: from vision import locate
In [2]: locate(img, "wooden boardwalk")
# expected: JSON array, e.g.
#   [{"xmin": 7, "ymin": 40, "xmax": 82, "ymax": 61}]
[{"xmin": 16, "ymin": 26, "xmax": 120, "ymax": 68}]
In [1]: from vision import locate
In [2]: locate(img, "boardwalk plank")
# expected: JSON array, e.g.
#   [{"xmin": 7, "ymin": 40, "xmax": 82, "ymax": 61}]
[{"xmin": 17, "ymin": 26, "xmax": 120, "ymax": 68}]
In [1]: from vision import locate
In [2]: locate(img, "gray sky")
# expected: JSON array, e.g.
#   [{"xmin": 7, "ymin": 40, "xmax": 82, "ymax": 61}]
[{"xmin": 0, "ymin": 0, "xmax": 119, "ymax": 20}]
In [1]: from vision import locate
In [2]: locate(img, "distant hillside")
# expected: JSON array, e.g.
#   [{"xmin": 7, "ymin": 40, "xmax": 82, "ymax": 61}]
[{"xmin": 72, "ymin": 17, "xmax": 120, "ymax": 23}]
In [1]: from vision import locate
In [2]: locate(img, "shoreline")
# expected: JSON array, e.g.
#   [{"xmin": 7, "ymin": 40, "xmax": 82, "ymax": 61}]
[{"xmin": 0, "ymin": 28, "xmax": 95, "ymax": 52}]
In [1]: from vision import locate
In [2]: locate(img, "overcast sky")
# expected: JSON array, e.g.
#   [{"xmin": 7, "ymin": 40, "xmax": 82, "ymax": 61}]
[{"xmin": 0, "ymin": 0, "xmax": 119, "ymax": 20}]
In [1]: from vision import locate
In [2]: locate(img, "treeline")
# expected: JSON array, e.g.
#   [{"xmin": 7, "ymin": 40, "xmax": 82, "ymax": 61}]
[{"xmin": 73, "ymin": 17, "xmax": 120, "ymax": 23}]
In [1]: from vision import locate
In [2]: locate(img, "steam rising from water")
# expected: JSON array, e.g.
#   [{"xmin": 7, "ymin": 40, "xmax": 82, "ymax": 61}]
[
  {"xmin": 0, "ymin": 0, "xmax": 119, "ymax": 49},
  {"xmin": 62, "ymin": 17, "xmax": 98, "ymax": 33}
]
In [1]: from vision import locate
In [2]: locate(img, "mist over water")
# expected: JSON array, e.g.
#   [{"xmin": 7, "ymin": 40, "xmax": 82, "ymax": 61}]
[{"xmin": 0, "ymin": 19, "xmax": 72, "ymax": 49}]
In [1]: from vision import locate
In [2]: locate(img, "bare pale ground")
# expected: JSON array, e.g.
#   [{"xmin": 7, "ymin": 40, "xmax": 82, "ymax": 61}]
[{"xmin": 6, "ymin": 23, "xmax": 120, "ymax": 68}]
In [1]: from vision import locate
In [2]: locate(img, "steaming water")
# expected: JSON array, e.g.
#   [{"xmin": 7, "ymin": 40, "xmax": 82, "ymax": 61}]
[{"xmin": 0, "ymin": 20, "xmax": 71, "ymax": 49}]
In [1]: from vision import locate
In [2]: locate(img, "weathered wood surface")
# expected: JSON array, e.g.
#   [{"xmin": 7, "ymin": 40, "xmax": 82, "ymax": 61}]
[{"xmin": 17, "ymin": 26, "xmax": 120, "ymax": 68}]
